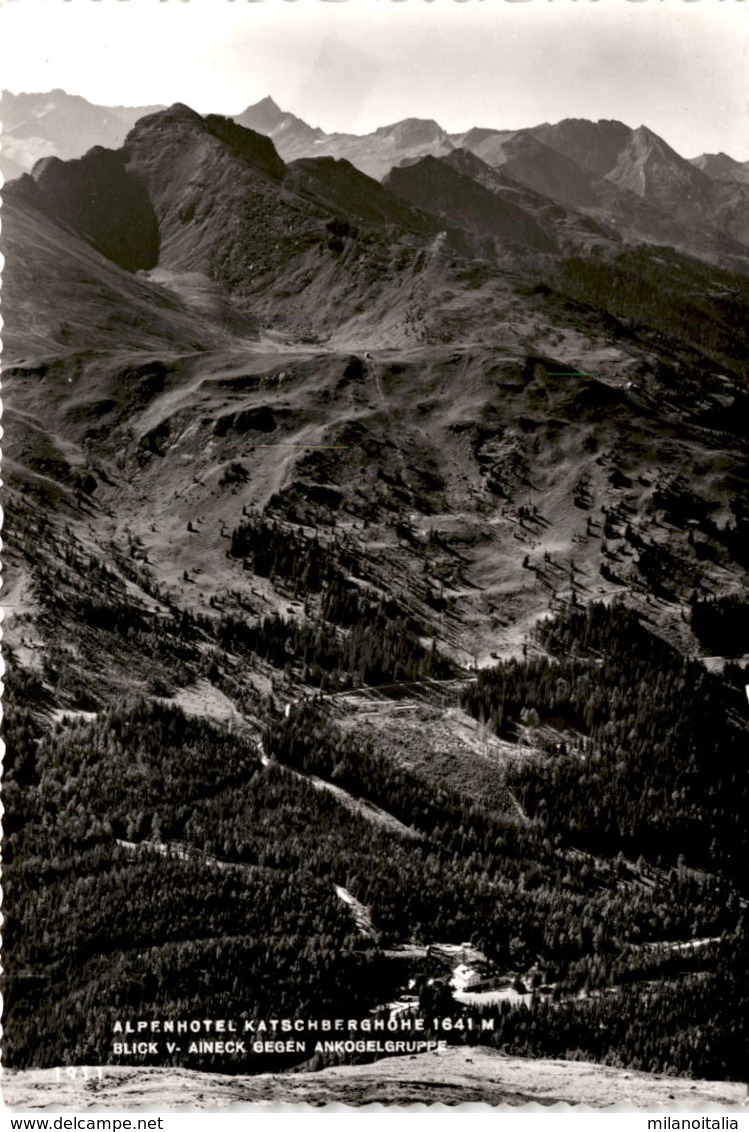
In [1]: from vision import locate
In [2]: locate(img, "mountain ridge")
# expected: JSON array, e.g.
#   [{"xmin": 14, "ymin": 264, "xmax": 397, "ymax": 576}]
[
  {"xmin": 6, "ymin": 89, "xmax": 749, "ymax": 270},
  {"xmin": 690, "ymin": 150, "xmax": 749, "ymax": 185}
]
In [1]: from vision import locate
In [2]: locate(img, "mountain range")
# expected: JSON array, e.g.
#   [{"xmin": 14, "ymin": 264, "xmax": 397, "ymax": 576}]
[
  {"xmin": 0, "ymin": 89, "xmax": 164, "ymax": 181},
  {"xmin": 5, "ymin": 88, "xmax": 749, "ymax": 271},
  {"xmin": 233, "ymin": 97, "xmax": 749, "ymax": 267},
  {"xmin": 1, "ymin": 94, "xmax": 748, "ymax": 1105}
]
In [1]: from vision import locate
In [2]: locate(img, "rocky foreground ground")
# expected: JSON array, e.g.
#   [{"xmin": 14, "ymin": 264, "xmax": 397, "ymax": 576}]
[{"xmin": 3, "ymin": 1048, "xmax": 746, "ymax": 1109}]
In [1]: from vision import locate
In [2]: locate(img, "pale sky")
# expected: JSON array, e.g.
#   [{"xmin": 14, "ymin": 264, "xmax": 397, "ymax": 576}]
[{"xmin": 1, "ymin": 0, "xmax": 748, "ymax": 160}]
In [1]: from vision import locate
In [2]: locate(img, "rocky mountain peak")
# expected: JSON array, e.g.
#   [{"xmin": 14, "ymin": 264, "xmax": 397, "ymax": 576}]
[
  {"xmin": 132, "ymin": 102, "xmax": 204, "ymax": 130},
  {"xmin": 605, "ymin": 124, "xmax": 710, "ymax": 200},
  {"xmin": 235, "ymin": 95, "xmax": 287, "ymax": 131},
  {"xmin": 374, "ymin": 118, "xmax": 449, "ymax": 147},
  {"xmin": 528, "ymin": 117, "xmax": 632, "ymax": 177},
  {"xmin": 690, "ymin": 152, "xmax": 749, "ymax": 185},
  {"xmin": 254, "ymin": 95, "xmax": 282, "ymax": 113}
]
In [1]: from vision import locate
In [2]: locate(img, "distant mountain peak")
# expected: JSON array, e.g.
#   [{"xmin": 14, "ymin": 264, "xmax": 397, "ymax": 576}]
[
  {"xmin": 240, "ymin": 95, "xmax": 286, "ymax": 126},
  {"xmin": 374, "ymin": 118, "xmax": 449, "ymax": 146},
  {"xmin": 629, "ymin": 124, "xmax": 663, "ymax": 151},
  {"xmin": 233, "ymin": 96, "xmax": 323, "ymax": 144},
  {"xmin": 254, "ymin": 95, "xmax": 281, "ymax": 112},
  {"xmin": 604, "ymin": 122, "xmax": 713, "ymax": 204},
  {"xmin": 548, "ymin": 115, "xmax": 630, "ymax": 132},
  {"xmin": 624, "ymin": 124, "xmax": 695, "ymax": 167},
  {"xmin": 0, "ymin": 88, "xmax": 168, "ymax": 181},
  {"xmin": 690, "ymin": 151, "xmax": 749, "ymax": 185},
  {"xmin": 632, "ymin": 123, "xmax": 659, "ymax": 140},
  {"xmin": 526, "ymin": 118, "xmax": 633, "ymax": 178},
  {"xmin": 628, "ymin": 124, "xmax": 688, "ymax": 162}
]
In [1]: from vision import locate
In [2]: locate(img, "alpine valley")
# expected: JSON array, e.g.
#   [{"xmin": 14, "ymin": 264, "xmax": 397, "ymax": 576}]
[{"xmin": 1, "ymin": 92, "xmax": 748, "ymax": 1107}]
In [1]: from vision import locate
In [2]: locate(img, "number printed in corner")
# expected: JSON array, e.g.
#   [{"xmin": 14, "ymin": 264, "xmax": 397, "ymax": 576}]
[{"xmin": 55, "ymin": 1066, "xmax": 104, "ymax": 1082}]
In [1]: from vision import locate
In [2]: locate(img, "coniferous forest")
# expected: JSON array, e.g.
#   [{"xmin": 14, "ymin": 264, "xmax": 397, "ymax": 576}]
[{"xmin": 3, "ymin": 595, "xmax": 748, "ymax": 1080}]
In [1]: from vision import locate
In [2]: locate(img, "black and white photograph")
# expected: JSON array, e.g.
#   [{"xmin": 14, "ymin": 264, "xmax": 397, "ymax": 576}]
[{"xmin": 1, "ymin": 0, "xmax": 748, "ymax": 1112}]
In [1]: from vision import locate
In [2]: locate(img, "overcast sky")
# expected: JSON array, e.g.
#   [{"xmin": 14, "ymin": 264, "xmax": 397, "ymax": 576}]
[{"xmin": 1, "ymin": 0, "xmax": 748, "ymax": 160}]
